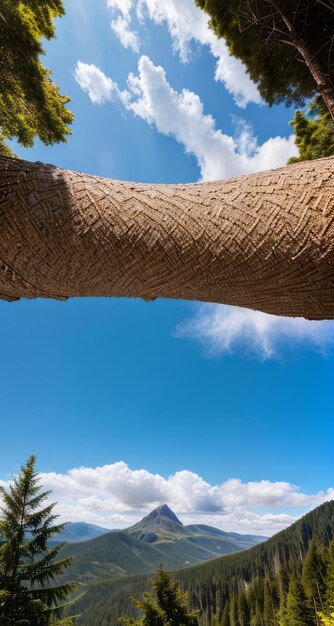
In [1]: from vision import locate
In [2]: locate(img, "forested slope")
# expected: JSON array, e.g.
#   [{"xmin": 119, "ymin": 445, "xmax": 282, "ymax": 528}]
[{"xmin": 72, "ymin": 501, "xmax": 334, "ymax": 626}]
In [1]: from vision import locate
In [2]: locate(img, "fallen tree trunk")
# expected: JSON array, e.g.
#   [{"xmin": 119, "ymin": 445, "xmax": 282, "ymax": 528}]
[{"xmin": 0, "ymin": 155, "xmax": 333, "ymax": 319}]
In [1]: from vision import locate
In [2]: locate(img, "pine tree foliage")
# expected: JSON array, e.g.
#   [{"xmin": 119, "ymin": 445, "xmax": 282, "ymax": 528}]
[
  {"xmin": 288, "ymin": 97, "xmax": 334, "ymax": 163},
  {"xmin": 121, "ymin": 567, "xmax": 198, "ymax": 626},
  {"xmin": 302, "ymin": 539, "xmax": 327, "ymax": 610},
  {"xmin": 195, "ymin": 1, "xmax": 334, "ymax": 117},
  {"xmin": 0, "ymin": 455, "xmax": 78, "ymax": 625},
  {"xmin": 326, "ymin": 540, "xmax": 334, "ymax": 610},
  {"xmin": 283, "ymin": 578, "xmax": 314, "ymax": 626},
  {"xmin": 0, "ymin": 0, "xmax": 73, "ymax": 154}
]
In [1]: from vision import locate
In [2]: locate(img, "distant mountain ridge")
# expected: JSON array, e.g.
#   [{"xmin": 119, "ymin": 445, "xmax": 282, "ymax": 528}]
[
  {"xmin": 58, "ymin": 504, "xmax": 266, "ymax": 582},
  {"xmin": 55, "ymin": 521, "xmax": 111, "ymax": 543},
  {"xmin": 57, "ymin": 504, "xmax": 266, "ymax": 546}
]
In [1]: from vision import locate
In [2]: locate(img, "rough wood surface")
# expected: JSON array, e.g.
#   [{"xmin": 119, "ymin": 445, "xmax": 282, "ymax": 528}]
[{"xmin": 0, "ymin": 155, "xmax": 333, "ymax": 319}]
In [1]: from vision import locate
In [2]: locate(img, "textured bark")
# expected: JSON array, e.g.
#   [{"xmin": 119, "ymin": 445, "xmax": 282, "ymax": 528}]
[
  {"xmin": 295, "ymin": 38, "xmax": 334, "ymax": 122},
  {"xmin": 0, "ymin": 155, "xmax": 333, "ymax": 319}
]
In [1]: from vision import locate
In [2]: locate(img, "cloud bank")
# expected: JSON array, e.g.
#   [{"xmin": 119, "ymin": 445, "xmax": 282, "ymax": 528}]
[
  {"xmin": 74, "ymin": 56, "xmax": 297, "ymax": 181},
  {"xmin": 1, "ymin": 461, "xmax": 334, "ymax": 535},
  {"xmin": 175, "ymin": 305, "xmax": 334, "ymax": 360},
  {"xmin": 107, "ymin": 0, "xmax": 261, "ymax": 107},
  {"xmin": 1, "ymin": 462, "xmax": 332, "ymax": 536}
]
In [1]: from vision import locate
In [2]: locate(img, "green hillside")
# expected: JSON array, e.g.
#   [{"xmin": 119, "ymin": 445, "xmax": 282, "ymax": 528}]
[
  {"xmin": 59, "ymin": 505, "xmax": 264, "ymax": 583},
  {"xmin": 71, "ymin": 500, "xmax": 334, "ymax": 626},
  {"xmin": 59, "ymin": 531, "xmax": 182, "ymax": 581}
]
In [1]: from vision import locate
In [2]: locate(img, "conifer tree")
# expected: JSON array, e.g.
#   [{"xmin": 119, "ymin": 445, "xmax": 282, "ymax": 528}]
[
  {"xmin": 121, "ymin": 566, "xmax": 198, "ymax": 626},
  {"xmin": 0, "ymin": 455, "xmax": 77, "ymax": 625},
  {"xmin": 288, "ymin": 98, "xmax": 334, "ymax": 163},
  {"xmin": 0, "ymin": 0, "xmax": 73, "ymax": 155},
  {"xmin": 250, "ymin": 608, "xmax": 263, "ymax": 626},
  {"xmin": 283, "ymin": 578, "xmax": 315, "ymax": 626},
  {"xmin": 325, "ymin": 539, "xmax": 334, "ymax": 611},
  {"xmin": 229, "ymin": 594, "xmax": 240, "ymax": 626},
  {"xmin": 263, "ymin": 579, "xmax": 278, "ymax": 626},
  {"xmin": 221, "ymin": 604, "xmax": 230, "ymax": 626},
  {"xmin": 302, "ymin": 540, "xmax": 327, "ymax": 611},
  {"xmin": 237, "ymin": 591, "xmax": 249, "ymax": 626}
]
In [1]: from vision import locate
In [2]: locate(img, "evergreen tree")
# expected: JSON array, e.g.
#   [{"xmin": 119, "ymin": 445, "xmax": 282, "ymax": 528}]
[
  {"xmin": 221, "ymin": 604, "xmax": 230, "ymax": 626},
  {"xmin": 302, "ymin": 540, "xmax": 327, "ymax": 611},
  {"xmin": 263, "ymin": 579, "xmax": 278, "ymax": 626},
  {"xmin": 288, "ymin": 98, "xmax": 334, "ymax": 163},
  {"xmin": 325, "ymin": 539, "xmax": 334, "ymax": 610},
  {"xmin": 0, "ymin": 455, "xmax": 77, "ymax": 625},
  {"xmin": 237, "ymin": 591, "xmax": 249, "ymax": 626},
  {"xmin": 250, "ymin": 609, "xmax": 263, "ymax": 626},
  {"xmin": 196, "ymin": 1, "xmax": 334, "ymax": 119},
  {"xmin": 0, "ymin": 0, "xmax": 73, "ymax": 155},
  {"xmin": 283, "ymin": 578, "xmax": 315, "ymax": 626},
  {"xmin": 120, "ymin": 566, "xmax": 198, "ymax": 626}
]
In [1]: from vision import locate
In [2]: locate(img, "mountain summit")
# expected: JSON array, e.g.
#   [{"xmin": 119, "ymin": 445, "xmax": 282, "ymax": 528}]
[
  {"xmin": 127, "ymin": 504, "xmax": 186, "ymax": 543},
  {"xmin": 144, "ymin": 504, "xmax": 183, "ymax": 526}
]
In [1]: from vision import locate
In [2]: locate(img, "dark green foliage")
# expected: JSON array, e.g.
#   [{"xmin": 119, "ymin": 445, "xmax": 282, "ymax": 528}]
[
  {"xmin": 325, "ymin": 539, "xmax": 334, "ymax": 610},
  {"xmin": 221, "ymin": 604, "xmax": 230, "ymax": 626},
  {"xmin": 0, "ymin": 0, "xmax": 73, "ymax": 152},
  {"xmin": 263, "ymin": 579, "xmax": 278, "ymax": 626},
  {"xmin": 237, "ymin": 590, "xmax": 249, "ymax": 626},
  {"xmin": 196, "ymin": 1, "xmax": 334, "ymax": 115},
  {"xmin": 302, "ymin": 539, "xmax": 327, "ymax": 610},
  {"xmin": 121, "ymin": 567, "xmax": 198, "ymax": 626},
  {"xmin": 0, "ymin": 455, "xmax": 77, "ymax": 625},
  {"xmin": 288, "ymin": 98, "xmax": 334, "ymax": 163},
  {"xmin": 283, "ymin": 578, "xmax": 314, "ymax": 626}
]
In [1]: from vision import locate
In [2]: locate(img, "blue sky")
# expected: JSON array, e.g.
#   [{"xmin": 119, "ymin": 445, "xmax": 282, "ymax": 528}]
[{"xmin": 1, "ymin": 0, "xmax": 333, "ymax": 535}]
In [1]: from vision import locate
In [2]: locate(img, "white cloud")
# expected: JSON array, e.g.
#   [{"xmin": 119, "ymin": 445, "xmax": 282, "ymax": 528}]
[
  {"xmin": 107, "ymin": 0, "xmax": 133, "ymax": 18},
  {"xmin": 1, "ymin": 461, "xmax": 332, "ymax": 536},
  {"xmin": 74, "ymin": 61, "xmax": 117, "ymax": 104},
  {"xmin": 175, "ymin": 304, "xmax": 334, "ymax": 360},
  {"xmin": 111, "ymin": 16, "xmax": 140, "ymax": 52},
  {"xmin": 115, "ymin": 55, "xmax": 297, "ymax": 180},
  {"xmin": 74, "ymin": 55, "xmax": 297, "ymax": 180},
  {"xmin": 107, "ymin": 0, "xmax": 261, "ymax": 107},
  {"xmin": 74, "ymin": 54, "xmax": 297, "ymax": 179}
]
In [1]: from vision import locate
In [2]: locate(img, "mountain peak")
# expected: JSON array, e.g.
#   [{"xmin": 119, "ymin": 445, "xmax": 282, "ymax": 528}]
[
  {"xmin": 147, "ymin": 504, "xmax": 182, "ymax": 526},
  {"xmin": 126, "ymin": 504, "xmax": 184, "ymax": 543}
]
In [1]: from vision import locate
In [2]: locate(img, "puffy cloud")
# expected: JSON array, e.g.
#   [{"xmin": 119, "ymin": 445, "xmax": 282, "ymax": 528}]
[
  {"xmin": 74, "ymin": 62, "xmax": 117, "ymax": 104},
  {"xmin": 107, "ymin": 0, "xmax": 260, "ymax": 107},
  {"xmin": 1, "ymin": 461, "xmax": 332, "ymax": 536},
  {"xmin": 175, "ymin": 304, "xmax": 334, "ymax": 360},
  {"xmin": 119, "ymin": 56, "xmax": 297, "ymax": 180},
  {"xmin": 74, "ymin": 55, "xmax": 296, "ymax": 179},
  {"xmin": 111, "ymin": 16, "xmax": 140, "ymax": 52}
]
